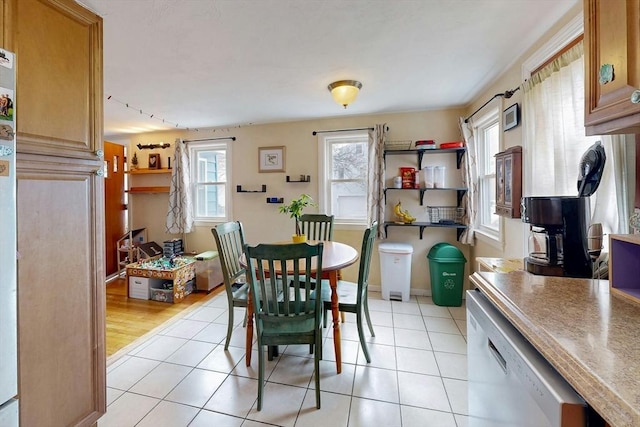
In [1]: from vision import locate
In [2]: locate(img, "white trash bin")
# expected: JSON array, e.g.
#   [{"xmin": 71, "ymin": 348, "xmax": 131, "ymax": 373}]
[{"xmin": 379, "ymin": 242, "xmax": 413, "ymax": 302}]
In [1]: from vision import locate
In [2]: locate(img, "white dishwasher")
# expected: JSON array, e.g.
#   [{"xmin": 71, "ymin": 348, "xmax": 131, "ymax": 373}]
[{"xmin": 466, "ymin": 289, "xmax": 586, "ymax": 427}]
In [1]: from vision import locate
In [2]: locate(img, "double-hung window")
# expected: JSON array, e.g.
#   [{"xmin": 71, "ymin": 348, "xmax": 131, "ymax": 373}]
[
  {"xmin": 190, "ymin": 141, "xmax": 231, "ymax": 222},
  {"xmin": 318, "ymin": 132, "xmax": 369, "ymax": 225},
  {"xmin": 475, "ymin": 109, "xmax": 500, "ymax": 239}
]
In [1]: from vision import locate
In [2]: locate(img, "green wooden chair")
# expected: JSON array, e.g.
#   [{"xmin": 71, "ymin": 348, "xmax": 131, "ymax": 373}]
[
  {"xmin": 211, "ymin": 221, "xmax": 250, "ymax": 350},
  {"xmin": 314, "ymin": 222, "xmax": 378, "ymax": 363},
  {"xmin": 299, "ymin": 214, "xmax": 334, "ymax": 241},
  {"xmin": 244, "ymin": 241, "xmax": 324, "ymax": 411}
]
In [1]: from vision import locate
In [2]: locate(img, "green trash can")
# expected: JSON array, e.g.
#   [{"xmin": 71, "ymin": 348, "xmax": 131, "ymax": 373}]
[{"xmin": 427, "ymin": 243, "xmax": 467, "ymax": 307}]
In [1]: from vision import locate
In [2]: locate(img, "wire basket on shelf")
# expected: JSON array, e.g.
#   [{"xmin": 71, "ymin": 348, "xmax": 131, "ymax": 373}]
[
  {"xmin": 384, "ymin": 140, "xmax": 413, "ymax": 151},
  {"xmin": 427, "ymin": 206, "xmax": 464, "ymax": 224}
]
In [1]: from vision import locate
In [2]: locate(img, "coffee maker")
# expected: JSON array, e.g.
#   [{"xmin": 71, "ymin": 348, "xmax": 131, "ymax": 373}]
[{"xmin": 521, "ymin": 141, "xmax": 606, "ymax": 278}]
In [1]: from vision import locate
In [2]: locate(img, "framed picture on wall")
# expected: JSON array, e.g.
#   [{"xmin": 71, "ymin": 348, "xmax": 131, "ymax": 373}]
[
  {"xmin": 148, "ymin": 153, "xmax": 161, "ymax": 169},
  {"xmin": 503, "ymin": 103, "xmax": 520, "ymax": 131},
  {"xmin": 258, "ymin": 146, "xmax": 285, "ymax": 173}
]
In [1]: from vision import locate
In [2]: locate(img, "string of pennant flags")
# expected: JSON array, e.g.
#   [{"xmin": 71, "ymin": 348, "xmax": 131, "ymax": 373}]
[{"xmin": 106, "ymin": 94, "xmax": 251, "ymax": 133}]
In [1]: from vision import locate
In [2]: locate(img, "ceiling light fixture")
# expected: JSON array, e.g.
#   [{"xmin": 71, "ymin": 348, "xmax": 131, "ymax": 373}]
[{"xmin": 328, "ymin": 80, "xmax": 362, "ymax": 109}]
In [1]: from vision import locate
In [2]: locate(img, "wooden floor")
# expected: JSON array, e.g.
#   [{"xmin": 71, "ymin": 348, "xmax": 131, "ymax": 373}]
[{"xmin": 106, "ymin": 277, "xmax": 224, "ymax": 357}]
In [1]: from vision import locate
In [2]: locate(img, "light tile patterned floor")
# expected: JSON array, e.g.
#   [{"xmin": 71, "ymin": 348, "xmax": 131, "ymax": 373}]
[{"xmin": 99, "ymin": 292, "xmax": 469, "ymax": 427}]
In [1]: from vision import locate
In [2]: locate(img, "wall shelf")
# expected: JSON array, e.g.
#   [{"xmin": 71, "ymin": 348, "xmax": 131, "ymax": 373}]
[
  {"xmin": 384, "ymin": 187, "xmax": 468, "ymax": 205},
  {"xmin": 127, "ymin": 168, "xmax": 172, "ymax": 175},
  {"xmin": 286, "ymin": 175, "xmax": 311, "ymax": 183},
  {"xmin": 383, "ymin": 148, "xmax": 466, "ymax": 169},
  {"xmin": 383, "ymin": 221, "xmax": 467, "ymax": 240},
  {"xmin": 237, "ymin": 184, "xmax": 267, "ymax": 193},
  {"xmin": 128, "ymin": 186, "xmax": 170, "ymax": 193}
]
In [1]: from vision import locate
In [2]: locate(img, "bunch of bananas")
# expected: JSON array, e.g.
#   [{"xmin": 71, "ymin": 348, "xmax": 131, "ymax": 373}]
[{"xmin": 393, "ymin": 201, "xmax": 416, "ymax": 224}]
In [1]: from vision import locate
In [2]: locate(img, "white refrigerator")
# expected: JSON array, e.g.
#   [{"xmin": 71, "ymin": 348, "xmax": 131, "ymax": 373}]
[{"xmin": 0, "ymin": 47, "xmax": 18, "ymax": 426}]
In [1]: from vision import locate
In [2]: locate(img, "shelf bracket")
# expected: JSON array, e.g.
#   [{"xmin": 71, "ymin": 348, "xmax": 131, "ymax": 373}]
[
  {"xmin": 456, "ymin": 149, "xmax": 464, "ymax": 169},
  {"xmin": 457, "ymin": 189, "xmax": 468, "ymax": 206}
]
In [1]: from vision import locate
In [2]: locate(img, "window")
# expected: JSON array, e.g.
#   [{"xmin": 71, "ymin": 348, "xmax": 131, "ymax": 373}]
[
  {"xmin": 190, "ymin": 141, "xmax": 230, "ymax": 222},
  {"xmin": 475, "ymin": 109, "xmax": 500, "ymax": 238},
  {"xmin": 318, "ymin": 132, "xmax": 369, "ymax": 224}
]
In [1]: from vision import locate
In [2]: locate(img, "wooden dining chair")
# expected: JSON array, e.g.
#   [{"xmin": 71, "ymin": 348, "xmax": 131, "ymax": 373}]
[
  {"xmin": 211, "ymin": 221, "xmax": 250, "ymax": 350},
  {"xmin": 314, "ymin": 222, "xmax": 378, "ymax": 363},
  {"xmin": 299, "ymin": 213, "xmax": 334, "ymax": 241},
  {"xmin": 244, "ymin": 241, "xmax": 324, "ymax": 410}
]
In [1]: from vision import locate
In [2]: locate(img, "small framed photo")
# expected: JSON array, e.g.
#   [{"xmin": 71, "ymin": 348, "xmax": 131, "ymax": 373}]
[
  {"xmin": 148, "ymin": 153, "xmax": 161, "ymax": 169},
  {"xmin": 258, "ymin": 146, "xmax": 285, "ymax": 173},
  {"xmin": 503, "ymin": 103, "xmax": 520, "ymax": 131}
]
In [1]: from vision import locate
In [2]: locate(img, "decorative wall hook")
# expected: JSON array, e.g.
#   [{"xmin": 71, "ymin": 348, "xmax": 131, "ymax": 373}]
[{"xmin": 136, "ymin": 142, "xmax": 171, "ymax": 150}]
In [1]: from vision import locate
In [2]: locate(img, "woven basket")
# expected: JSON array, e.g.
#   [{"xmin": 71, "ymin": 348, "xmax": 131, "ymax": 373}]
[{"xmin": 384, "ymin": 140, "xmax": 412, "ymax": 150}]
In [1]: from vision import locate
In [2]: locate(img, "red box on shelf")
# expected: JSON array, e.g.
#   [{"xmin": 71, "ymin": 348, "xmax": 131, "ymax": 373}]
[{"xmin": 399, "ymin": 167, "xmax": 416, "ymax": 189}]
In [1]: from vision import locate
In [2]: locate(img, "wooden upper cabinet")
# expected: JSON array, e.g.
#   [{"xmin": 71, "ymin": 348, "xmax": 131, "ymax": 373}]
[
  {"xmin": 495, "ymin": 146, "xmax": 522, "ymax": 219},
  {"xmin": 584, "ymin": 0, "xmax": 640, "ymax": 135},
  {"xmin": 10, "ymin": 0, "xmax": 103, "ymax": 157}
]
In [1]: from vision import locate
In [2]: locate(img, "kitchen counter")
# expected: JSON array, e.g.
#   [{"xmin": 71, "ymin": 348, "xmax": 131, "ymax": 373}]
[{"xmin": 470, "ymin": 271, "xmax": 640, "ymax": 427}]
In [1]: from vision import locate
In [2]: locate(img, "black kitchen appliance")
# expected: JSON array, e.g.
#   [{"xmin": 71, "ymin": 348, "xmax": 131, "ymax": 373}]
[{"xmin": 521, "ymin": 141, "xmax": 606, "ymax": 278}]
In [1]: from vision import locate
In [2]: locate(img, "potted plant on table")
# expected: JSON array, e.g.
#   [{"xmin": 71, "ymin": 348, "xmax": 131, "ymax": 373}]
[{"xmin": 279, "ymin": 193, "xmax": 316, "ymax": 243}]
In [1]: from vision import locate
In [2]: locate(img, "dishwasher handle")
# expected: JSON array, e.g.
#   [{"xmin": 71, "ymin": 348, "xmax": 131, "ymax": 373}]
[{"xmin": 488, "ymin": 338, "xmax": 507, "ymax": 374}]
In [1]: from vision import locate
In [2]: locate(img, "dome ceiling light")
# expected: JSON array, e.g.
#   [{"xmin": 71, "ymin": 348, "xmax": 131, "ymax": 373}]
[{"xmin": 327, "ymin": 80, "xmax": 362, "ymax": 109}]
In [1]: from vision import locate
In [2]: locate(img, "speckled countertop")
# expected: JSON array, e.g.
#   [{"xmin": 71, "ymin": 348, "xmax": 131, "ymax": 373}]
[{"xmin": 470, "ymin": 271, "xmax": 640, "ymax": 427}]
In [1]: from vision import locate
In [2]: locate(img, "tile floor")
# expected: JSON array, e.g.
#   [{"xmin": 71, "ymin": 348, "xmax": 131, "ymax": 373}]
[{"xmin": 99, "ymin": 291, "xmax": 468, "ymax": 427}]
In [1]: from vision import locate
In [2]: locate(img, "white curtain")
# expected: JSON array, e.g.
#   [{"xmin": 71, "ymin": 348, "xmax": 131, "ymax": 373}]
[
  {"xmin": 368, "ymin": 124, "xmax": 387, "ymax": 239},
  {"xmin": 166, "ymin": 138, "xmax": 194, "ymax": 234},
  {"xmin": 459, "ymin": 117, "xmax": 478, "ymax": 245},
  {"xmin": 593, "ymin": 135, "xmax": 631, "ymax": 234},
  {"xmin": 523, "ymin": 41, "xmax": 630, "ymax": 238}
]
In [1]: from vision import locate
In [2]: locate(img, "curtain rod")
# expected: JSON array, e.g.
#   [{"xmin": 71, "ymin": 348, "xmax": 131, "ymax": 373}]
[
  {"xmin": 182, "ymin": 136, "xmax": 236, "ymax": 143},
  {"xmin": 312, "ymin": 126, "xmax": 389, "ymax": 136},
  {"xmin": 464, "ymin": 87, "xmax": 520, "ymax": 123}
]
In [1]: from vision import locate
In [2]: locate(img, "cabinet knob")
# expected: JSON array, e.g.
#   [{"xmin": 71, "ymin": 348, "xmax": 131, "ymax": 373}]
[
  {"xmin": 95, "ymin": 149, "xmax": 104, "ymax": 159},
  {"xmin": 96, "ymin": 168, "xmax": 104, "ymax": 177},
  {"xmin": 631, "ymin": 89, "xmax": 640, "ymax": 104}
]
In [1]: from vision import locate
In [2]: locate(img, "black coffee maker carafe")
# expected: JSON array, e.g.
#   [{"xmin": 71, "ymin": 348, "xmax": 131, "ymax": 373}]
[{"xmin": 521, "ymin": 141, "xmax": 606, "ymax": 278}]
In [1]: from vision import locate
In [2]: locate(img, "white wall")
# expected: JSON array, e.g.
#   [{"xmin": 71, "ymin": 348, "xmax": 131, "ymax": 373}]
[{"xmin": 113, "ymin": 108, "xmax": 468, "ymax": 295}]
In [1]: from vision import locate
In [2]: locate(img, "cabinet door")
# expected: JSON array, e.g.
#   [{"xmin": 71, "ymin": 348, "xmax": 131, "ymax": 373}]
[
  {"xmin": 17, "ymin": 156, "xmax": 105, "ymax": 427},
  {"xmin": 584, "ymin": 0, "xmax": 640, "ymax": 135},
  {"xmin": 11, "ymin": 0, "xmax": 103, "ymax": 158},
  {"xmin": 0, "ymin": 0, "xmax": 6, "ymax": 48}
]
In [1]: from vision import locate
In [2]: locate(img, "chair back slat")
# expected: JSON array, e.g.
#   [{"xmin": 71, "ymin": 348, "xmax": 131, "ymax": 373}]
[{"xmin": 299, "ymin": 214, "xmax": 334, "ymax": 241}]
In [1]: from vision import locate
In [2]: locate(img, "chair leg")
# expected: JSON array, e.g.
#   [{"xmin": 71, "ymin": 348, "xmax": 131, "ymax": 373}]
[
  {"xmin": 257, "ymin": 340, "xmax": 264, "ymax": 411},
  {"xmin": 314, "ymin": 331, "xmax": 321, "ymax": 408},
  {"xmin": 363, "ymin": 295, "xmax": 376, "ymax": 337},
  {"xmin": 242, "ymin": 307, "xmax": 248, "ymax": 327},
  {"xmin": 356, "ymin": 310, "xmax": 371, "ymax": 363},
  {"xmin": 224, "ymin": 305, "xmax": 234, "ymax": 350}
]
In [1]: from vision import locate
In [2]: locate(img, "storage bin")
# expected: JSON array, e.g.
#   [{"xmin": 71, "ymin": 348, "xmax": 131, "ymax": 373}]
[
  {"xmin": 379, "ymin": 242, "xmax": 413, "ymax": 302},
  {"xmin": 150, "ymin": 288, "xmax": 174, "ymax": 303},
  {"xmin": 194, "ymin": 250, "xmax": 224, "ymax": 292},
  {"xmin": 128, "ymin": 276, "xmax": 150, "ymax": 300}
]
